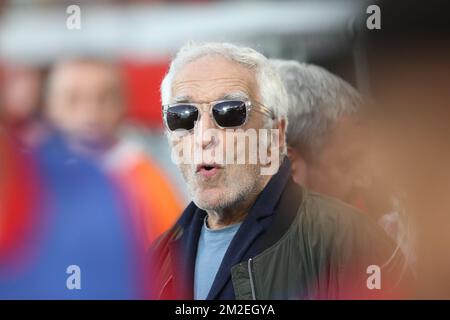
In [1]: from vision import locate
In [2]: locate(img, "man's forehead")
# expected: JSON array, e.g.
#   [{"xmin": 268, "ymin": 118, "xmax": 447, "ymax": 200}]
[
  {"xmin": 171, "ymin": 55, "xmax": 258, "ymax": 101},
  {"xmin": 171, "ymin": 77, "xmax": 255, "ymax": 102},
  {"xmin": 51, "ymin": 63, "xmax": 120, "ymax": 93},
  {"xmin": 174, "ymin": 54, "xmax": 254, "ymax": 79}
]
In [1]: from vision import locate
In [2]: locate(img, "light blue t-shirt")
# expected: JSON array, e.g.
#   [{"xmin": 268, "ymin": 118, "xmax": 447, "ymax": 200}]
[{"xmin": 194, "ymin": 218, "xmax": 242, "ymax": 300}]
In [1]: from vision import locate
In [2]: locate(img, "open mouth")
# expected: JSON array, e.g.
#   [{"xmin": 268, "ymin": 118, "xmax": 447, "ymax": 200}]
[{"xmin": 196, "ymin": 163, "xmax": 223, "ymax": 177}]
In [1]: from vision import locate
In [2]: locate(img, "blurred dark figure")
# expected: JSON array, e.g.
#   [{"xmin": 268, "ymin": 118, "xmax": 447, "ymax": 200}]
[{"xmin": 364, "ymin": 0, "xmax": 450, "ymax": 299}]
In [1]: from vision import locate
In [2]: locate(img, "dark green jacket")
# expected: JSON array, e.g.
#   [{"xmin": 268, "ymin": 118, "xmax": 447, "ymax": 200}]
[{"xmin": 149, "ymin": 161, "xmax": 407, "ymax": 300}]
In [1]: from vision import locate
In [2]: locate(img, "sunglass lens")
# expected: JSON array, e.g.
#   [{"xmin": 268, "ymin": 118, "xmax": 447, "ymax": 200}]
[
  {"xmin": 212, "ymin": 100, "xmax": 247, "ymax": 128},
  {"xmin": 165, "ymin": 105, "xmax": 198, "ymax": 131}
]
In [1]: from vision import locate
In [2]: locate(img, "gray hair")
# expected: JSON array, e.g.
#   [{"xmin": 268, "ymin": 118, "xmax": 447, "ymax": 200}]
[
  {"xmin": 161, "ymin": 42, "xmax": 288, "ymax": 131},
  {"xmin": 271, "ymin": 59, "xmax": 364, "ymax": 161}
]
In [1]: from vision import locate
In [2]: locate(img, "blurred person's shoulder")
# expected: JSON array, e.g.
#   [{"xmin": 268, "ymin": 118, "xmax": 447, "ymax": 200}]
[
  {"xmin": 103, "ymin": 138, "xmax": 150, "ymax": 172},
  {"xmin": 298, "ymin": 189, "xmax": 393, "ymax": 251},
  {"xmin": 301, "ymin": 190, "xmax": 408, "ymax": 267},
  {"xmin": 291, "ymin": 188, "xmax": 411, "ymax": 298}
]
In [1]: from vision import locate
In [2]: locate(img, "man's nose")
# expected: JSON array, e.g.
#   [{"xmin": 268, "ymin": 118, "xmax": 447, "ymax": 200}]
[{"xmin": 194, "ymin": 106, "xmax": 218, "ymax": 150}]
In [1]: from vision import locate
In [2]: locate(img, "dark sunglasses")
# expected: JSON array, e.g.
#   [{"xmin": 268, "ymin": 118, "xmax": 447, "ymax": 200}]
[{"xmin": 162, "ymin": 100, "xmax": 275, "ymax": 132}]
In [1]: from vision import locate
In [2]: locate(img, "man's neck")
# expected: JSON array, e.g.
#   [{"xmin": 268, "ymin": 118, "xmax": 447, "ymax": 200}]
[
  {"xmin": 205, "ymin": 209, "xmax": 248, "ymax": 229},
  {"xmin": 205, "ymin": 174, "xmax": 272, "ymax": 229}
]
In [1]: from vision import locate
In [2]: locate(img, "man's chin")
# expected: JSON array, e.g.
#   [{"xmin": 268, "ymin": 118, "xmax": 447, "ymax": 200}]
[{"xmin": 193, "ymin": 188, "xmax": 228, "ymax": 211}]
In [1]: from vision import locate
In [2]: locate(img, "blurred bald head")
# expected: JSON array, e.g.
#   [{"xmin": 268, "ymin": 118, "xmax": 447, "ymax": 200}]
[{"xmin": 45, "ymin": 58, "xmax": 124, "ymax": 145}]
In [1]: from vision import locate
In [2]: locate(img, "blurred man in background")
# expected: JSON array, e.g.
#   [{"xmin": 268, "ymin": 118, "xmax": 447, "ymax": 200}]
[
  {"xmin": 272, "ymin": 60, "xmax": 414, "ymax": 264},
  {"xmin": 0, "ymin": 58, "xmax": 153, "ymax": 298},
  {"xmin": 272, "ymin": 60, "xmax": 368, "ymax": 207},
  {"xmin": 45, "ymin": 58, "xmax": 183, "ymax": 246}
]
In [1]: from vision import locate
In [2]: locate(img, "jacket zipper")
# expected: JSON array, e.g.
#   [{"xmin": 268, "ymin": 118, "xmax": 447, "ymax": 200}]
[{"xmin": 247, "ymin": 258, "xmax": 256, "ymax": 300}]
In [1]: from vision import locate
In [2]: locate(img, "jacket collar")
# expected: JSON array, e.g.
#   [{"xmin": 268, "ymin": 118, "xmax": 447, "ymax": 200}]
[
  {"xmin": 169, "ymin": 157, "xmax": 292, "ymax": 299},
  {"xmin": 168, "ymin": 202, "xmax": 205, "ymax": 299}
]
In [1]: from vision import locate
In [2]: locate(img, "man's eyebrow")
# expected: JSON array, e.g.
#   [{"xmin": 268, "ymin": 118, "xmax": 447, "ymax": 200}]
[
  {"xmin": 172, "ymin": 92, "xmax": 250, "ymax": 103},
  {"xmin": 220, "ymin": 91, "xmax": 250, "ymax": 101},
  {"xmin": 172, "ymin": 95, "xmax": 193, "ymax": 103}
]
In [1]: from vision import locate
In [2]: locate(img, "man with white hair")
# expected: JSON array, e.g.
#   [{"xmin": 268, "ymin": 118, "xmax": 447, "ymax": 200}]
[{"xmin": 149, "ymin": 42, "xmax": 405, "ymax": 300}]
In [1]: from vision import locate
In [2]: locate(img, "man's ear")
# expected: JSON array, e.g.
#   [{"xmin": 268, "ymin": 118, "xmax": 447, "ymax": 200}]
[
  {"xmin": 287, "ymin": 146, "xmax": 296, "ymax": 161},
  {"xmin": 287, "ymin": 146, "xmax": 298, "ymax": 172},
  {"xmin": 287, "ymin": 146, "xmax": 308, "ymax": 186}
]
